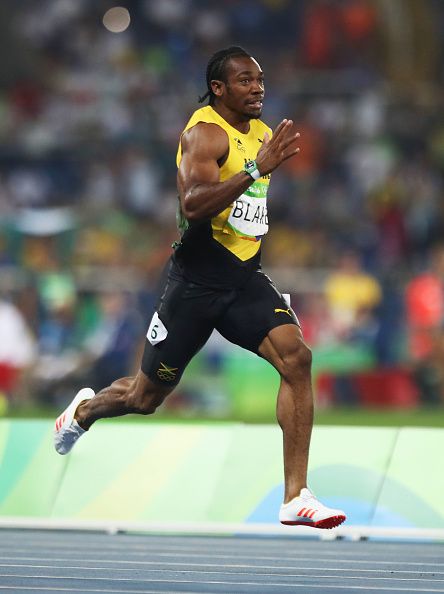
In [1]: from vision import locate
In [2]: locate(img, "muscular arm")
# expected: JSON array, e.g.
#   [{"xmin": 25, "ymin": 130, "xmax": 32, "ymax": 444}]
[
  {"xmin": 177, "ymin": 123, "xmax": 254, "ymax": 221},
  {"xmin": 177, "ymin": 118, "xmax": 300, "ymax": 222}
]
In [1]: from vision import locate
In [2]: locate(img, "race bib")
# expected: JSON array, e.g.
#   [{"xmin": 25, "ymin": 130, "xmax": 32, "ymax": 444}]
[
  {"xmin": 227, "ymin": 183, "xmax": 269, "ymax": 239},
  {"xmin": 147, "ymin": 312, "xmax": 168, "ymax": 346}
]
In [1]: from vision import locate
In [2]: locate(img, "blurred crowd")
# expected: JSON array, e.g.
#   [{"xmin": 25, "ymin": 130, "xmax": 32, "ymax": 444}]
[{"xmin": 1, "ymin": 0, "xmax": 444, "ymax": 413}]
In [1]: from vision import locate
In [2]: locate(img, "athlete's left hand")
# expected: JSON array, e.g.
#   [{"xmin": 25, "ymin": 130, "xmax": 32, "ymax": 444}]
[{"xmin": 255, "ymin": 119, "xmax": 300, "ymax": 176}]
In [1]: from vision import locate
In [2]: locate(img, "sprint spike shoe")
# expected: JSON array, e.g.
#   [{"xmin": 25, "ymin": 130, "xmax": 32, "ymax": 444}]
[
  {"xmin": 54, "ymin": 388, "xmax": 95, "ymax": 455},
  {"xmin": 279, "ymin": 487, "xmax": 346, "ymax": 529}
]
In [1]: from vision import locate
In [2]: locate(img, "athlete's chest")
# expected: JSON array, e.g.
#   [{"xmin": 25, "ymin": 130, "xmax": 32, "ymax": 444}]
[{"xmin": 220, "ymin": 132, "xmax": 271, "ymax": 185}]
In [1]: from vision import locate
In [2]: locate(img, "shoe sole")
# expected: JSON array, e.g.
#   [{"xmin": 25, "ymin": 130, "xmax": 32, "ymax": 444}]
[{"xmin": 281, "ymin": 515, "xmax": 346, "ymax": 529}]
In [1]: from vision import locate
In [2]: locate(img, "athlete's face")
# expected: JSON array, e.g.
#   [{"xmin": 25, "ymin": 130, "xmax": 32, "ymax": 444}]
[{"xmin": 213, "ymin": 56, "xmax": 265, "ymax": 120}]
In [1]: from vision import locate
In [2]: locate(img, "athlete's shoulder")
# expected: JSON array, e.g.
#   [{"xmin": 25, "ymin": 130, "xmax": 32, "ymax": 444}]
[
  {"xmin": 178, "ymin": 107, "xmax": 228, "ymax": 165},
  {"xmin": 182, "ymin": 120, "xmax": 228, "ymax": 146},
  {"xmin": 184, "ymin": 105, "xmax": 220, "ymax": 128},
  {"xmin": 178, "ymin": 120, "xmax": 228, "ymax": 165},
  {"xmin": 182, "ymin": 106, "xmax": 228, "ymax": 142}
]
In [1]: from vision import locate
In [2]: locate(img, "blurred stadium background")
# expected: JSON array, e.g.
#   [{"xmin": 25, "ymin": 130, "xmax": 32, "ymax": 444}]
[{"xmin": 1, "ymin": 0, "xmax": 444, "ymax": 426}]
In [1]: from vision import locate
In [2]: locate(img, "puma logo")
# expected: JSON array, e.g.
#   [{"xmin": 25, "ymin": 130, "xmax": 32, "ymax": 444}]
[{"xmin": 274, "ymin": 308, "xmax": 291, "ymax": 317}]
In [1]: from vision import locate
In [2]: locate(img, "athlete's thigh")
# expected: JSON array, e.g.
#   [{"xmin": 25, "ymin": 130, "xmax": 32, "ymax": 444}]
[
  {"xmin": 216, "ymin": 271, "xmax": 300, "ymax": 354},
  {"xmin": 141, "ymin": 276, "xmax": 219, "ymax": 386}
]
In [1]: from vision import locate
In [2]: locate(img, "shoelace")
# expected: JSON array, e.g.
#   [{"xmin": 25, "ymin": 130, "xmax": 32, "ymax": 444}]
[{"xmin": 300, "ymin": 493, "xmax": 328, "ymax": 512}]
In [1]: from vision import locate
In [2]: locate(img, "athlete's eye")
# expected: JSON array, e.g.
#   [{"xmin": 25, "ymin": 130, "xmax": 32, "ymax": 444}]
[{"xmin": 240, "ymin": 79, "xmax": 250, "ymax": 85}]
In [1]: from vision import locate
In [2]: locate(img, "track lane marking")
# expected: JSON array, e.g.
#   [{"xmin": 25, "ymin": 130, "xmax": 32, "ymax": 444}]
[
  {"xmin": 0, "ymin": 577, "xmax": 444, "ymax": 593},
  {"xmin": 0, "ymin": 540, "xmax": 442, "ymax": 560},
  {"xmin": 0, "ymin": 561, "xmax": 443, "ymax": 577},
  {"xmin": 1, "ymin": 571, "xmax": 444, "ymax": 585},
  {"xmin": 0, "ymin": 547, "xmax": 444, "ymax": 567}
]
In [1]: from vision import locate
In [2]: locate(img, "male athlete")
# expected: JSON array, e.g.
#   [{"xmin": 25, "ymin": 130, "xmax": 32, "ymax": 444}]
[{"xmin": 55, "ymin": 47, "xmax": 346, "ymax": 529}]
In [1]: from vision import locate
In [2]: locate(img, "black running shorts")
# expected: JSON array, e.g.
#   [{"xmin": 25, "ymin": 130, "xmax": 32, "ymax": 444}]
[{"xmin": 141, "ymin": 267, "xmax": 300, "ymax": 386}]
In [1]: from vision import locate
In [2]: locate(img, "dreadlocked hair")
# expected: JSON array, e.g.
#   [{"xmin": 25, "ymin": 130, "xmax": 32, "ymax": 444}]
[{"xmin": 198, "ymin": 46, "xmax": 251, "ymax": 105}]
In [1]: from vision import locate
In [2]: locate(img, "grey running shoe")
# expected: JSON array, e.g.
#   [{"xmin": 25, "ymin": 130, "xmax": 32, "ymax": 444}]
[{"xmin": 54, "ymin": 388, "xmax": 95, "ymax": 455}]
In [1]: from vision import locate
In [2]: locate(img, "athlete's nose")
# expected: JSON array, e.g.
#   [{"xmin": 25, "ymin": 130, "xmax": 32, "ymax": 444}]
[
  {"xmin": 250, "ymin": 88, "xmax": 264, "ymax": 101},
  {"xmin": 249, "ymin": 76, "xmax": 264, "ymax": 93}
]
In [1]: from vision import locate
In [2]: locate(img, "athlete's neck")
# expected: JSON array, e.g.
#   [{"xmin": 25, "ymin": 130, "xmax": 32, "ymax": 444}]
[{"xmin": 211, "ymin": 104, "xmax": 251, "ymax": 134}]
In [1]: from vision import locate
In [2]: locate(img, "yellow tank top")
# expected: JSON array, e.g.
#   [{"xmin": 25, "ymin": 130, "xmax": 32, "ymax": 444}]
[{"xmin": 177, "ymin": 106, "xmax": 272, "ymax": 262}]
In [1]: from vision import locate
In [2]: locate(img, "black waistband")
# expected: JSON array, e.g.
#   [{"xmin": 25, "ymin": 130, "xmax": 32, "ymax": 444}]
[{"xmin": 171, "ymin": 222, "xmax": 261, "ymax": 289}]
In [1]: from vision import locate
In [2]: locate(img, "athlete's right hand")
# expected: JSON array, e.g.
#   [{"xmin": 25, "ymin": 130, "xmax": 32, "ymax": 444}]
[{"xmin": 255, "ymin": 119, "xmax": 300, "ymax": 176}]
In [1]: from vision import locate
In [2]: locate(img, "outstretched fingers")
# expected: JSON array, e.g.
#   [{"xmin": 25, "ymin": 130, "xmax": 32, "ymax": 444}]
[
  {"xmin": 273, "ymin": 119, "xmax": 300, "ymax": 149},
  {"xmin": 257, "ymin": 120, "xmax": 301, "ymax": 174},
  {"xmin": 280, "ymin": 130, "xmax": 300, "ymax": 150},
  {"xmin": 279, "ymin": 129, "xmax": 301, "ymax": 162},
  {"xmin": 272, "ymin": 119, "xmax": 293, "ymax": 142},
  {"xmin": 282, "ymin": 145, "xmax": 301, "ymax": 161}
]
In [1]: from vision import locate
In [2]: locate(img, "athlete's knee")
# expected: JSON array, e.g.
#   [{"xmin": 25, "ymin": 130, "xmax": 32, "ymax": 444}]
[
  {"xmin": 130, "ymin": 396, "xmax": 158, "ymax": 415},
  {"xmin": 279, "ymin": 338, "xmax": 312, "ymax": 381},
  {"xmin": 126, "ymin": 381, "xmax": 173, "ymax": 415},
  {"xmin": 106, "ymin": 376, "xmax": 164, "ymax": 415},
  {"xmin": 125, "ymin": 388, "xmax": 159, "ymax": 415}
]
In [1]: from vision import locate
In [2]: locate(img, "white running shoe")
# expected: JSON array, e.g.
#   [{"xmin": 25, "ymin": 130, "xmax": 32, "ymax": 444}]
[
  {"xmin": 279, "ymin": 487, "xmax": 346, "ymax": 529},
  {"xmin": 54, "ymin": 388, "xmax": 95, "ymax": 455}
]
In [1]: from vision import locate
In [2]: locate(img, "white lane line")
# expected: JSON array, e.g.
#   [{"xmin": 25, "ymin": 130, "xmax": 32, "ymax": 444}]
[
  {"xmin": 0, "ymin": 518, "xmax": 436, "ymax": 549},
  {"xmin": 1, "ymin": 571, "xmax": 444, "ymax": 586},
  {"xmin": 0, "ymin": 586, "xmax": 205, "ymax": 594},
  {"xmin": 1, "ymin": 549, "xmax": 444, "ymax": 567},
  {"xmin": 4, "ymin": 555, "xmax": 444, "ymax": 576},
  {"xmin": 0, "ymin": 561, "xmax": 443, "ymax": 577},
  {"xmin": 0, "ymin": 541, "xmax": 444, "ymax": 563},
  {"xmin": 0, "ymin": 586, "xmax": 440, "ymax": 594},
  {"xmin": 0, "ymin": 531, "xmax": 444, "ymax": 557},
  {"xmin": 0, "ymin": 584, "xmax": 444, "ymax": 594},
  {"xmin": 0, "ymin": 536, "xmax": 411, "ymax": 552},
  {"xmin": 0, "ymin": 540, "xmax": 442, "ymax": 560},
  {"xmin": 0, "ymin": 575, "xmax": 444, "ymax": 593}
]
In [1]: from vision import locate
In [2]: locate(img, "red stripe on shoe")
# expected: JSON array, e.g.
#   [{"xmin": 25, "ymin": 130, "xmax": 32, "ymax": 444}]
[{"xmin": 299, "ymin": 508, "xmax": 307, "ymax": 516}]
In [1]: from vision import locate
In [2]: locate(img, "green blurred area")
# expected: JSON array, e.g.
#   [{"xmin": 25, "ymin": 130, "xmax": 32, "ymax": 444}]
[
  {"xmin": 223, "ymin": 343, "xmax": 374, "ymax": 419},
  {"xmin": 4, "ymin": 405, "xmax": 443, "ymax": 429},
  {"xmin": 2, "ymin": 341, "xmax": 441, "ymax": 428}
]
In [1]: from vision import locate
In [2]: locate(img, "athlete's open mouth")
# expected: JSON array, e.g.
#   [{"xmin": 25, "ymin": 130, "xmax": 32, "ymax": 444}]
[{"xmin": 247, "ymin": 100, "xmax": 263, "ymax": 109}]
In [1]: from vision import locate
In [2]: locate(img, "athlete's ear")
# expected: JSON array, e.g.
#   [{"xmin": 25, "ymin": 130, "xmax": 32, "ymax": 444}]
[{"xmin": 210, "ymin": 79, "xmax": 224, "ymax": 98}]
